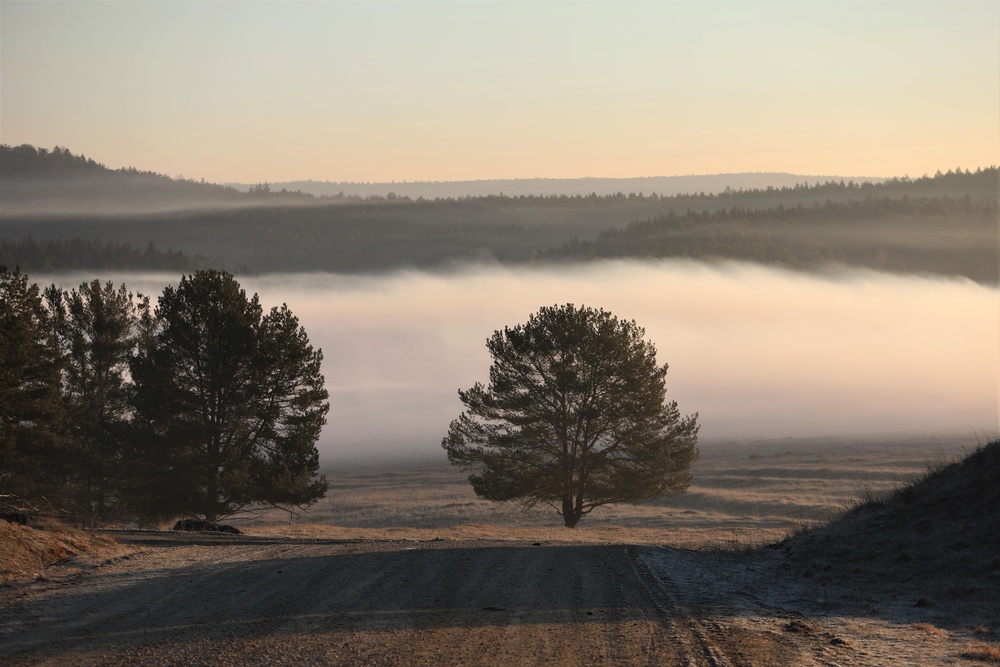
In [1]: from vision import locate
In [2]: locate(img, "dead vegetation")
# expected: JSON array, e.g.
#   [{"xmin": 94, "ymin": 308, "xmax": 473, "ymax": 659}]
[
  {"xmin": 244, "ymin": 434, "xmax": 956, "ymax": 547},
  {"xmin": 0, "ymin": 517, "xmax": 124, "ymax": 583},
  {"xmin": 962, "ymin": 643, "xmax": 1000, "ymax": 663}
]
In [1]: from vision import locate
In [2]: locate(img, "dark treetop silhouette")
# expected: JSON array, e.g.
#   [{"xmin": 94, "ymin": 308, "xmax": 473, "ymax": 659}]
[
  {"xmin": 1, "ymin": 267, "xmax": 329, "ymax": 523},
  {"xmin": 130, "ymin": 270, "xmax": 329, "ymax": 522}
]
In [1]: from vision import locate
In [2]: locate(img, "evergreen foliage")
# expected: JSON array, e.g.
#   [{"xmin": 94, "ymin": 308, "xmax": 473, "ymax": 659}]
[
  {"xmin": 0, "ymin": 237, "xmax": 217, "ymax": 273},
  {"xmin": 541, "ymin": 196, "xmax": 998, "ymax": 283},
  {"xmin": 131, "ymin": 270, "xmax": 329, "ymax": 521},
  {"xmin": 443, "ymin": 304, "xmax": 699, "ymax": 528},
  {"xmin": 0, "ymin": 266, "xmax": 67, "ymax": 504},
  {"xmin": 46, "ymin": 280, "xmax": 140, "ymax": 518},
  {"xmin": 0, "ymin": 267, "xmax": 329, "ymax": 523}
]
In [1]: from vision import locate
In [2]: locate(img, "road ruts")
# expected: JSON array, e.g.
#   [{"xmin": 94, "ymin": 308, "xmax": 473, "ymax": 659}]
[
  {"xmin": 0, "ymin": 534, "xmax": 820, "ymax": 666},
  {"xmin": 631, "ymin": 546, "xmax": 736, "ymax": 667}
]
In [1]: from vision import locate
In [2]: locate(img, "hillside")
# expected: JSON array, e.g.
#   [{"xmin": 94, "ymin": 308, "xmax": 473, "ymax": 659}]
[
  {"xmin": 542, "ymin": 194, "xmax": 998, "ymax": 283},
  {"xmin": 773, "ymin": 439, "xmax": 1000, "ymax": 631},
  {"xmin": 0, "ymin": 144, "xmax": 312, "ymax": 215},
  {"xmin": 1, "ymin": 144, "xmax": 996, "ymax": 280}
]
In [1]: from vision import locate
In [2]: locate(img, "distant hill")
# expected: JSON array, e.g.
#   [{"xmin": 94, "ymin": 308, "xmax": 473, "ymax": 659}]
[
  {"xmin": 226, "ymin": 173, "xmax": 885, "ymax": 199},
  {"xmin": 0, "ymin": 144, "xmax": 312, "ymax": 216},
  {"xmin": 540, "ymin": 190, "xmax": 998, "ymax": 282},
  {"xmin": 5, "ymin": 145, "xmax": 877, "ymax": 206},
  {"xmin": 1, "ymin": 144, "xmax": 995, "ymax": 281}
]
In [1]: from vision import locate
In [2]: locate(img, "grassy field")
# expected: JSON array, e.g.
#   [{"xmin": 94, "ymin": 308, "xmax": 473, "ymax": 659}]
[{"xmin": 243, "ymin": 433, "xmax": 978, "ymax": 546}]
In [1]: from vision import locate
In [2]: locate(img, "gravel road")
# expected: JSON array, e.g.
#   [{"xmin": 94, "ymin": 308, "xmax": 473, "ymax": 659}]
[{"xmin": 0, "ymin": 532, "xmax": 924, "ymax": 666}]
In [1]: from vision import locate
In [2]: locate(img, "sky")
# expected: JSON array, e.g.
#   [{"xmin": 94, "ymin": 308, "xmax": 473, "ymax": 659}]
[{"xmin": 1, "ymin": 1, "xmax": 997, "ymax": 184}]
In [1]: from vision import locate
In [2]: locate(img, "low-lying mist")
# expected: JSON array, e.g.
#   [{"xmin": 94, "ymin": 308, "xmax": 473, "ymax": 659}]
[{"xmin": 40, "ymin": 260, "xmax": 998, "ymax": 463}]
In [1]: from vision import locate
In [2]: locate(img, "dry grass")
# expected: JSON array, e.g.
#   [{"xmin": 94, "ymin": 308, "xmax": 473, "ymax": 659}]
[
  {"xmin": 911, "ymin": 622, "xmax": 949, "ymax": 638},
  {"xmin": 241, "ymin": 434, "xmax": 973, "ymax": 547},
  {"xmin": 0, "ymin": 518, "xmax": 123, "ymax": 583},
  {"xmin": 249, "ymin": 522, "xmax": 758, "ymax": 546},
  {"xmin": 2, "ymin": 435, "xmax": 964, "ymax": 585},
  {"xmin": 961, "ymin": 643, "xmax": 1000, "ymax": 663}
]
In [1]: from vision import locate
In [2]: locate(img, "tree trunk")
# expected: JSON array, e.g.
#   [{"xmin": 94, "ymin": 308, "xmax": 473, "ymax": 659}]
[
  {"xmin": 205, "ymin": 471, "xmax": 218, "ymax": 522},
  {"xmin": 562, "ymin": 495, "xmax": 581, "ymax": 528}
]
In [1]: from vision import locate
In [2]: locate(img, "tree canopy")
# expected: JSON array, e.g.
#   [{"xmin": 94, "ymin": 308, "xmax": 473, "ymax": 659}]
[
  {"xmin": 131, "ymin": 270, "xmax": 329, "ymax": 521},
  {"xmin": 1, "ymin": 266, "xmax": 329, "ymax": 524},
  {"xmin": 0, "ymin": 266, "xmax": 66, "ymax": 503},
  {"xmin": 47, "ymin": 279, "xmax": 140, "ymax": 517},
  {"xmin": 443, "ymin": 304, "xmax": 699, "ymax": 528}
]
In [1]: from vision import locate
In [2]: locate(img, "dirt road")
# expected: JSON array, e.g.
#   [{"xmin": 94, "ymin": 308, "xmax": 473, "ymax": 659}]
[{"xmin": 0, "ymin": 533, "xmax": 928, "ymax": 666}]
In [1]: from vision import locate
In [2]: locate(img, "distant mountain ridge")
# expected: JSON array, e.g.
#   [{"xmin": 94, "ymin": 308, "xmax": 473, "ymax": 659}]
[
  {"xmin": 2, "ymin": 144, "xmax": 994, "ymax": 282},
  {"xmin": 2, "ymin": 143, "xmax": 889, "ymax": 213},
  {"xmin": 226, "ymin": 173, "xmax": 886, "ymax": 199}
]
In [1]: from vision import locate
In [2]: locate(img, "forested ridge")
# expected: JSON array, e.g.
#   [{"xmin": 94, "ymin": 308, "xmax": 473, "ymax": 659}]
[
  {"xmin": 1, "ymin": 144, "xmax": 996, "ymax": 282},
  {"xmin": 542, "ymin": 196, "xmax": 998, "ymax": 283},
  {"xmin": 0, "ymin": 237, "xmax": 222, "ymax": 273},
  {"xmin": 0, "ymin": 144, "xmax": 313, "ymax": 215}
]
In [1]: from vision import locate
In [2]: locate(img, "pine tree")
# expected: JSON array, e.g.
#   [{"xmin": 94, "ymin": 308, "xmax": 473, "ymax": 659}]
[
  {"xmin": 131, "ymin": 270, "xmax": 328, "ymax": 521},
  {"xmin": 0, "ymin": 266, "xmax": 67, "ymax": 505},
  {"xmin": 443, "ymin": 304, "xmax": 699, "ymax": 528}
]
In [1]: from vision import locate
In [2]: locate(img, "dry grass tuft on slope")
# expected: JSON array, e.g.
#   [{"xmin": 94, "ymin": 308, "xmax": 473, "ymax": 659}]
[
  {"xmin": 961, "ymin": 643, "xmax": 1000, "ymax": 663},
  {"xmin": 0, "ymin": 517, "xmax": 123, "ymax": 584}
]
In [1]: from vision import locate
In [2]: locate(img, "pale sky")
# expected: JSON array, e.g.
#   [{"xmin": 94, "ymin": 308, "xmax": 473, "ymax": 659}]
[{"xmin": 1, "ymin": 1, "xmax": 997, "ymax": 183}]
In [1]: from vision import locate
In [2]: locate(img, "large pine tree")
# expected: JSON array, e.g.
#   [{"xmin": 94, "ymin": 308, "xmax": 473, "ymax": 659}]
[
  {"xmin": 47, "ymin": 280, "xmax": 139, "ymax": 518},
  {"xmin": 443, "ymin": 303, "xmax": 699, "ymax": 528},
  {"xmin": 0, "ymin": 266, "xmax": 67, "ymax": 505},
  {"xmin": 131, "ymin": 270, "xmax": 328, "ymax": 521}
]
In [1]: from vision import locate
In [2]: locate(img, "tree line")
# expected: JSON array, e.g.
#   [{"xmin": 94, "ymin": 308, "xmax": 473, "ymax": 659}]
[
  {"xmin": 1, "ymin": 266, "xmax": 328, "ymax": 523},
  {"xmin": 540, "ymin": 196, "xmax": 999, "ymax": 284},
  {"xmin": 0, "ymin": 237, "xmax": 218, "ymax": 273},
  {"xmin": 1, "ymin": 165, "xmax": 995, "ymax": 281},
  {"xmin": 3, "ymin": 265, "xmax": 702, "ymax": 530}
]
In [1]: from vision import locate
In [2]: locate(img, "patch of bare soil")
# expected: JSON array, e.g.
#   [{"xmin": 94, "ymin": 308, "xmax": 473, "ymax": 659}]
[{"xmin": 641, "ymin": 544, "xmax": 995, "ymax": 667}]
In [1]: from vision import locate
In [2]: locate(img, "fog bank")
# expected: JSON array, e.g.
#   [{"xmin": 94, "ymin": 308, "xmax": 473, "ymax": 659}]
[{"xmin": 41, "ymin": 261, "xmax": 999, "ymax": 463}]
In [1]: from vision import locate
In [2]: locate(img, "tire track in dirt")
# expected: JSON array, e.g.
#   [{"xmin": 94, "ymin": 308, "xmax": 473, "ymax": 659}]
[
  {"xmin": 633, "ymin": 547, "xmax": 855, "ymax": 667},
  {"xmin": 630, "ymin": 546, "xmax": 734, "ymax": 667}
]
